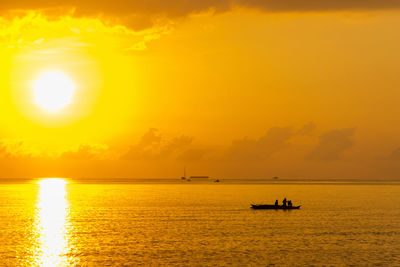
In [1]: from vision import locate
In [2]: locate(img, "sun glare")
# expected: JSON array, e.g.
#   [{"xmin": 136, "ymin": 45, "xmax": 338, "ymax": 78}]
[
  {"xmin": 34, "ymin": 71, "xmax": 75, "ymax": 112},
  {"xmin": 34, "ymin": 178, "xmax": 70, "ymax": 266}
]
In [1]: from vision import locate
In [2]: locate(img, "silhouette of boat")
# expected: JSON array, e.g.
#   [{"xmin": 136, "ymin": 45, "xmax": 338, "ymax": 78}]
[
  {"xmin": 251, "ymin": 204, "xmax": 301, "ymax": 210},
  {"xmin": 181, "ymin": 166, "xmax": 187, "ymax": 180}
]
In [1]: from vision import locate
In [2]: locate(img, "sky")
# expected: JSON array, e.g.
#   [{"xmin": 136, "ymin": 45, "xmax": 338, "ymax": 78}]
[{"xmin": 0, "ymin": 1, "xmax": 400, "ymax": 179}]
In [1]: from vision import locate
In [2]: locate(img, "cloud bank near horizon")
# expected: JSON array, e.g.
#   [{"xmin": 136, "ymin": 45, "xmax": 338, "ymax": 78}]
[{"xmin": 2, "ymin": 126, "xmax": 400, "ymax": 179}]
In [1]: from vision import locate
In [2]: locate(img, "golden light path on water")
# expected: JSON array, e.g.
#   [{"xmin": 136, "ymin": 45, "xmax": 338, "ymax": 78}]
[{"xmin": 34, "ymin": 178, "xmax": 71, "ymax": 266}]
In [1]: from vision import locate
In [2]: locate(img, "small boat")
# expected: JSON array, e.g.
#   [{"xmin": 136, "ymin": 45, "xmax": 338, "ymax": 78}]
[
  {"xmin": 251, "ymin": 204, "xmax": 301, "ymax": 210},
  {"xmin": 181, "ymin": 166, "xmax": 187, "ymax": 180}
]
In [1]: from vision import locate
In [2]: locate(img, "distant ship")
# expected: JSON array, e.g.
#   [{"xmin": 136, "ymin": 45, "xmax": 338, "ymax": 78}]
[{"xmin": 180, "ymin": 167, "xmax": 214, "ymax": 182}]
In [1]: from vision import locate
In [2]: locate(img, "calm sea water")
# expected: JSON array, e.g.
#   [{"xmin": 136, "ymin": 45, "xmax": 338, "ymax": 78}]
[{"xmin": 0, "ymin": 179, "xmax": 399, "ymax": 266}]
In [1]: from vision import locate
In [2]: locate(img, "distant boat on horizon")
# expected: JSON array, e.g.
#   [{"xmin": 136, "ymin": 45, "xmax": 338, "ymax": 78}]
[{"xmin": 181, "ymin": 166, "xmax": 187, "ymax": 180}]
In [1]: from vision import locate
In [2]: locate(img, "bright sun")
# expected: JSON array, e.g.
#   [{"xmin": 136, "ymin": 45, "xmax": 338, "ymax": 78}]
[{"xmin": 34, "ymin": 71, "xmax": 75, "ymax": 111}]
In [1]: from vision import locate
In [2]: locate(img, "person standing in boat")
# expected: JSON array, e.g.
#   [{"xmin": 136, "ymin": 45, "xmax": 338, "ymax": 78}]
[
  {"xmin": 275, "ymin": 200, "xmax": 278, "ymax": 206},
  {"xmin": 282, "ymin": 198, "xmax": 287, "ymax": 207}
]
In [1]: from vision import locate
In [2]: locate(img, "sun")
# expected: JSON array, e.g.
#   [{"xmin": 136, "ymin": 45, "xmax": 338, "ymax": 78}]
[{"xmin": 34, "ymin": 71, "xmax": 75, "ymax": 112}]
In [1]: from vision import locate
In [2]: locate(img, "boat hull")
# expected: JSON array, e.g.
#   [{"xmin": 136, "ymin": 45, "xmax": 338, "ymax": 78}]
[{"xmin": 251, "ymin": 204, "xmax": 301, "ymax": 210}]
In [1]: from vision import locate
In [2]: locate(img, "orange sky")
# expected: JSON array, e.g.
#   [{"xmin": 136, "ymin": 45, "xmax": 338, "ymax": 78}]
[{"xmin": 1, "ymin": 1, "xmax": 400, "ymax": 179}]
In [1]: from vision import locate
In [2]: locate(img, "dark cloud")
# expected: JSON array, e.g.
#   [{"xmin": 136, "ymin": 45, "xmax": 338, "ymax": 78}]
[
  {"xmin": 224, "ymin": 126, "xmax": 294, "ymax": 161},
  {"xmin": 1, "ymin": 0, "xmax": 399, "ymax": 29},
  {"xmin": 307, "ymin": 128, "xmax": 355, "ymax": 161}
]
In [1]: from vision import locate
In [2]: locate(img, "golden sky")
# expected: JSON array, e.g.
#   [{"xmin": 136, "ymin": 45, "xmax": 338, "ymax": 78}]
[{"xmin": 1, "ymin": 1, "xmax": 400, "ymax": 179}]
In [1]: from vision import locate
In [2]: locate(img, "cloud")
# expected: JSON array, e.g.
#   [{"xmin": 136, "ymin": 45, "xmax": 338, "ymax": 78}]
[
  {"xmin": 139, "ymin": 128, "xmax": 162, "ymax": 147},
  {"xmin": 178, "ymin": 149, "xmax": 208, "ymax": 162},
  {"xmin": 379, "ymin": 147, "xmax": 400, "ymax": 160},
  {"xmin": 235, "ymin": 0, "xmax": 400, "ymax": 12},
  {"xmin": 389, "ymin": 148, "xmax": 400, "ymax": 160},
  {"xmin": 0, "ymin": 139, "xmax": 37, "ymax": 158},
  {"xmin": 122, "ymin": 128, "xmax": 162, "ymax": 160},
  {"xmin": 1, "ymin": 1, "xmax": 399, "ymax": 30},
  {"xmin": 161, "ymin": 135, "xmax": 194, "ymax": 157},
  {"xmin": 0, "ymin": 12, "xmax": 170, "ymax": 51},
  {"xmin": 0, "ymin": 138, "xmax": 112, "ymax": 160},
  {"xmin": 307, "ymin": 128, "xmax": 355, "ymax": 161},
  {"xmin": 60, "ymin": 143, "xmax": 110, "ymax": 160},
  {"xmin": 122, "ymin": 128, "xmax": 193, "ymax": 160},
  {"xmin": 2, "ymin": 0, "xmax": 398, "ymax": 50},
  {"xmin": 296, "ymin": 122, "xmax": 316, "ymax": 135},
  {"xmin": 224, "ymin": 126, "xmax": 294, "ymax": 161}
]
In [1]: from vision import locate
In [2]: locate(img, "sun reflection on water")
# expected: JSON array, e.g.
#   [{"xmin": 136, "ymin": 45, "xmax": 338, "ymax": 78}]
[{"xmin": 34, "ymin": 178, "xmax": 71, "ymax": 266}]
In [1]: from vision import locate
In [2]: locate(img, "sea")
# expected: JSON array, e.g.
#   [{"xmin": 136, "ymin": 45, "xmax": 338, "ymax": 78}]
[{"xmin": 0, "ymin": 178, "xmax": 399, "ymax": 266}]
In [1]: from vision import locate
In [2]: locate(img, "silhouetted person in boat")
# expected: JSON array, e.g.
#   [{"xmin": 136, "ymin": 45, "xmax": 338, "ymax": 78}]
[
  {"xmin": 282, "ymin": 198, "xmax": 287, "ymax": 207},
  {"xmin": 288, "ymin": 200, "xmax": 292, "ymax": 207},
  {"xmin": 275, "ymin": 200, "xmax": 278, "ymax": 206}
]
